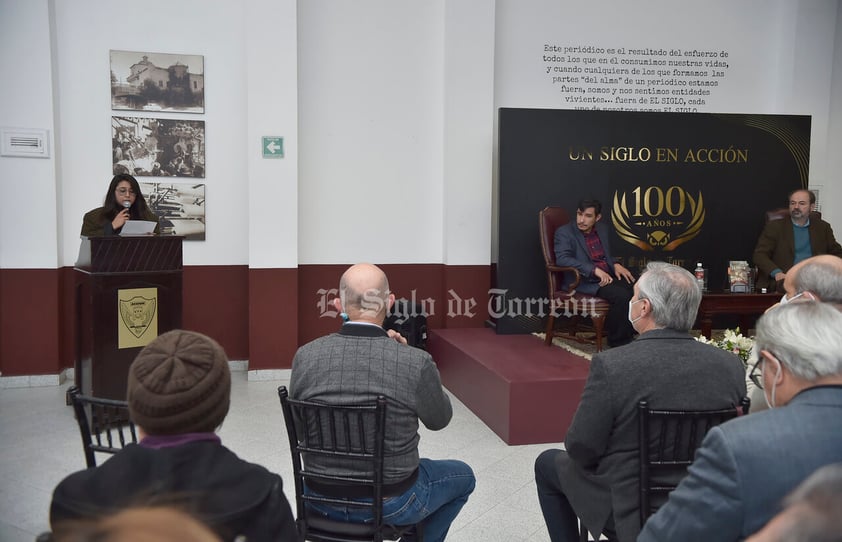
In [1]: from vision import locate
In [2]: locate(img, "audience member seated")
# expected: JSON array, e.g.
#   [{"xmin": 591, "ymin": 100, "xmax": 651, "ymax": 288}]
[
  {"xmin": 535, "ymin": 262, "xmax": 746, "ymax": 542},
  {"xmin": 51, "ymin": 506, "xmax": 222, "ymax": 542},
  {"xmin": 639, "ymin": 302, "xmax": 842, "ymax": 541},
  {"xmin": 50, "ymin": 330, "xmax": 297, "ymax": 542},
  {"xmin": 783, "ymin": 254, "xmax": 842, "ymax": 308},
  {"xmin": 289, "ymin": 263, "xmax": 475, "ymax": 542},
  {"xmin": 754, "ymin": 254, "xmax": 842, "ymax": 411},
  {"xmin": 554, "ymin": 198, "xmax": 636, "ymax": 347},
  {"xmin": 746, "ymin": 463, "xmax": 842, "ymax": 542},
  {"xmin": 752, "ymin": 189, "xmax": 842, "ymax": 293}
]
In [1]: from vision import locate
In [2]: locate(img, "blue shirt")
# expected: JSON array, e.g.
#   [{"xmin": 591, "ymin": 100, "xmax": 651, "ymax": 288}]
[
  {"xmin": 792, "ymin": 219, "xmax": 812, "ymax": 265},
  {"xmin": 770, "ymin": 219, "xmax": 812, "ymax": 277}
]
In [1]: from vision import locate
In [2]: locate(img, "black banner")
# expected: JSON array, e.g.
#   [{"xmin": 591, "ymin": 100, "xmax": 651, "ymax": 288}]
[{"xmin": 496, "ymin": 108, "xmax": 810, "ymax": 334}]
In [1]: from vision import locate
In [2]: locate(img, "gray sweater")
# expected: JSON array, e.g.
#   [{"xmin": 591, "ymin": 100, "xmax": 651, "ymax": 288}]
[{"xmin": 289, "ymin": 322, "xmax": 452, "ymax": 485}]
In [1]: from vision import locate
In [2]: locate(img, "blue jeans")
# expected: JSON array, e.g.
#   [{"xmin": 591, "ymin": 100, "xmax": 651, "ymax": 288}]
[{"xmin": 306, "ymin": 458, "xmax": 476, "ymax": 542}]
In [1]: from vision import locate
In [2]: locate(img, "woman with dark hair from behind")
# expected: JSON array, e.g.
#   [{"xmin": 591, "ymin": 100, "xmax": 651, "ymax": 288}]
[{"xmin": 80, "ymin": 174, "xmax": 158, "ymax": 237}]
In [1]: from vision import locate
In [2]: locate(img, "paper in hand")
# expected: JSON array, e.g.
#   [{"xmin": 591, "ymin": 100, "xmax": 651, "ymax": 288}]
[{"xmin": 120, "ymin": 220, "xmax": 157, "ymax": 236}]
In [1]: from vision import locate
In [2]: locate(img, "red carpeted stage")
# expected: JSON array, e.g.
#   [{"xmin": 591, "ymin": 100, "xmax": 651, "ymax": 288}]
[{"xmin": 427, "ymin": 328, "xmax": 590, "ymax": 445}]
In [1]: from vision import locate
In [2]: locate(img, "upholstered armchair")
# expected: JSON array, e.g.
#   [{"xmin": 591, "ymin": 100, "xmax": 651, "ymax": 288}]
[{"xmin": 539, "ymin": 206, "xmax": 611, "ymax": 352}]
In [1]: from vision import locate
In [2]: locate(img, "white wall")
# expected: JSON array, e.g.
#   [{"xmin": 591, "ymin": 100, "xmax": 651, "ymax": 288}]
[
  {"xmin": 296, "ymin": 0, "xmax": 495, "ymax": 266},
  {"xmin": 0, "ymin": 0, "xmax": 58, "ymax": 269},
  {"xmin": 246, "ymin": 0, "xmax": 299, "ymax": 269},
  {"xmin": 442, "ymin": 0, "xmax": 496, "ymax": 266},
  {"xmin": 296, "ymin": 1, "xmax": 447, "ymax": 264},
  {"xmin": 819, "ymin": 1, "xmax": 842, "ymax": 227}
]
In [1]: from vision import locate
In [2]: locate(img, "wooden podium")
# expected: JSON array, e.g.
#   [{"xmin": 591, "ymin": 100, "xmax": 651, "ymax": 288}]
[{"xmin": 75, "ymin": 235, "xmax": 183, "ymax": 399}]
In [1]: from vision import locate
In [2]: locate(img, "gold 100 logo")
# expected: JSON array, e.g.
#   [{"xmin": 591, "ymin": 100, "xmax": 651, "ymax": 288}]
[{"xmin": 611, "ymin": 186, "xmax": 705, "ymax": 251}]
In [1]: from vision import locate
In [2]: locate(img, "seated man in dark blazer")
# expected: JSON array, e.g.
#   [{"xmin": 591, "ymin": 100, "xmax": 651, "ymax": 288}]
[
  {"xmin": 753, "ymin": 189, "xmax": 842, "ymax": 292},
  {"xmin": 554, "ymin": 199, "xmax": 636, "ymax": 347},
  {"xmin": 639, "ymin": 302, "xmax": 842, "ymax": 541},
  {"xmin": 535, "ymin": 262, "xmax": 747, "ymax": 542}
]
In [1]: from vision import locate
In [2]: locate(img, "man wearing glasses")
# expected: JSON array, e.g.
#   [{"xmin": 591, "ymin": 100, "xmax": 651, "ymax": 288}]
[{"xmin": 639, "ymin": 302, "xmax": 842, "ymax": 542}]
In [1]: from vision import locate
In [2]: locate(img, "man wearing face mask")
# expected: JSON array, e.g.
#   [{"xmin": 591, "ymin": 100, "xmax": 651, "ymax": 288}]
[
  {"xmin": 776, "ymin": 254, "xmax": 842, "ymax": 309},
  {"xmin": 754, "ymin": 255, "xmax": 842, "ymax": 413},
  {"xmin": 639, "ymin": 302, "xmax": 842, "ymax": 542},
  {"xmin": 535, "ymin": 262, "xmax": 746, "ymax": 542}
]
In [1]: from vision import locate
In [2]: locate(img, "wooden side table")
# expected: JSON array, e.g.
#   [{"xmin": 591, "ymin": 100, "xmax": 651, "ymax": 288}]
[{"xmin": 697, "ymin": 292, "xmax": 780, "ymax": 338}]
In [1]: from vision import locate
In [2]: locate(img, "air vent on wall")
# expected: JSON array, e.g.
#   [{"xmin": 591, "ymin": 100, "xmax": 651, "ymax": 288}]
[{"xmin": 1, "ymin": 127, "xmax": 50, "ymax": 158}]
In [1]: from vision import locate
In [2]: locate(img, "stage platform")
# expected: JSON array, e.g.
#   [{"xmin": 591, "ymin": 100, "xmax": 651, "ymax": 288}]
[{"xmin": 427, "ymin": 328, "xmax": 590, "ymax": 445}]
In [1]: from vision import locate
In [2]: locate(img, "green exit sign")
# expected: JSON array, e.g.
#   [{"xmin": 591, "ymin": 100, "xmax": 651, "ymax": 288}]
[{"xmin": 262, "ymin": 136, "xmax": 284, "ymax": 158}]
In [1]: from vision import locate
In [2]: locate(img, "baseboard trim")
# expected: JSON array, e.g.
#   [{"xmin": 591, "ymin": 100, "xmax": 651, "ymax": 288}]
[
  {"xmin": 247, "ymin": 368, "xmax": 292, "ymax": 381},
  {"xmin": 0, "ymin": 361, "xmax": 250, "ymax": 388},
  {"xmin": 0, "ymin": 372, "xmax": 65, "ymax": 389}
]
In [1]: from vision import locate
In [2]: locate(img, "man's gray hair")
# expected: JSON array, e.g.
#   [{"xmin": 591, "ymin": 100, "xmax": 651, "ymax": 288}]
[
  {"xmin": 793, "ymin": 259, "xmax": 842, "ymax": 304},
  {"xmin": 770, "ymin": 463, "xmax": 842, "ymax": 542},
  {"xmin": 754, "ymin": 302, "xmax": 842, "ymax": 381},
  {"xmin": 636, "ymin": 261, "xmax": 701, "ymax": 331}
]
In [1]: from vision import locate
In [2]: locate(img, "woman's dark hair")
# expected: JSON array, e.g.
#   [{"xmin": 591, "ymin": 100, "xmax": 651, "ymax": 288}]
[{"xmin": 102, "ymin": 174, "xmax": 153, "ymax": 221}]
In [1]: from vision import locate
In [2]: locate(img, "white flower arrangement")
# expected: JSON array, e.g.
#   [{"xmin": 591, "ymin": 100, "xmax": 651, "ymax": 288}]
[{"xmin": 696, "ymin": 327, "xmax": 755, "ymax": 365}]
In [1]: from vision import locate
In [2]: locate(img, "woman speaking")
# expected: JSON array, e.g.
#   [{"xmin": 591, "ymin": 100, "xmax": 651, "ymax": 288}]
[{"xmin": 80, "ymin": 174, "xmax": 158, "ymax": 237}]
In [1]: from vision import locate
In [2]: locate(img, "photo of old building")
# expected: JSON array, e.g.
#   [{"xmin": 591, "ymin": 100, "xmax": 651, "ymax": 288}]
[{"xmin": 110, "ymin": 50, "xmax": 204, "ymax": 113}]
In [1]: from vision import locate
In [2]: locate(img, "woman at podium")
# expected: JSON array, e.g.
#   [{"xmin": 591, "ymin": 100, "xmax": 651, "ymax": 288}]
[{"xmin": 81, "ymin": 174, "xmax": 158, "ymax": 237}]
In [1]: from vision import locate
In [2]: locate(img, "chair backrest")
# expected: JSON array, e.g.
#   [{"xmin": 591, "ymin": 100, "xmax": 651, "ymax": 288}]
[
  {"xmin": 279, "ymin": 385, "xmax": 415, "ymax": 542},
  {"xmin": 540, "ymin": 206, "xmax": 571, "ymax": 295},
  {"xmin": 68, "ymin": 386, "xmax": 137, "ymax": 468},
  {"xmin": 637, "ymin": 397, "xmax": 750, "ymax": 525},
  {"xmin": 539, "ymin": 206, "xmax": 570, "ymax": 266}
]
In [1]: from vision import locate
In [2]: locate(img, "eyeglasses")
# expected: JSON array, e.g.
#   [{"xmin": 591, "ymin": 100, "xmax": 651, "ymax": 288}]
[
  {"xmin": 116, "ymin": 188, "xmax": 136, "ymax": 195},
  {"xmin": 748, "ymin": 358, "xmax": 764, "ymax": 390}
]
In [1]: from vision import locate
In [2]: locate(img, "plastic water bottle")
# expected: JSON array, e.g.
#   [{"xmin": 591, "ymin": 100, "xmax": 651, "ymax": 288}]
[{"xmin": 695, "ymin": 262, "xmax": 707, "ymax": 292}]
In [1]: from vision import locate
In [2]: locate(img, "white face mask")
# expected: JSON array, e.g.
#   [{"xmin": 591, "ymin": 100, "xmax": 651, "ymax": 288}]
[
  {"xmin": 780, "ymin": 291, "xmax": 815, "ymax": 305},
  {"xmin": 628, "ymin": 299, "xmax": 644, "ymax": 328}
]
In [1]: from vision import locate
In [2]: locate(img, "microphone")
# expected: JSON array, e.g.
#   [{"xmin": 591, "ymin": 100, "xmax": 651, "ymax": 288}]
[{"xmin": 122, "ymin": 200, "xmax": 131, "ymax": 217}]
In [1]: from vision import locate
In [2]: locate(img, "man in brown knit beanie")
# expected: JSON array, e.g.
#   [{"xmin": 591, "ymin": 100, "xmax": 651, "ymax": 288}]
[{"xmin": 50, "ymin": 330, "xmax": 296, "ymax": 542}]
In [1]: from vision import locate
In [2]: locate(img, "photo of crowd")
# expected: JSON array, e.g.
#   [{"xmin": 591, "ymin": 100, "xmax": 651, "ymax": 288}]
[{"xmin": 112, "ymin": 117, "xmax": 205, "ymax": 178}]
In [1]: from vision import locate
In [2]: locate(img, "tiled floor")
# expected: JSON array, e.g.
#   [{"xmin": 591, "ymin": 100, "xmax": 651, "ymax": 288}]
[{"xmin": 0, "ymin": 371, "xmax": 563, "ymax": 541}]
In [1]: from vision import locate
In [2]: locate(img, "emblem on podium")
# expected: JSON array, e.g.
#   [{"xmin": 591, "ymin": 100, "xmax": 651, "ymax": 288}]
[{"xmin": 118, "ymin": 287, "xmax": 158, "ymax": 348}]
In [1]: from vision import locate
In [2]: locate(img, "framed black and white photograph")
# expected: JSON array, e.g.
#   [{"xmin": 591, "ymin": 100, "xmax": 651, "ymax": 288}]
[
  {"xmin": 140, "ymin": 182, "xmax": 206, "ymax": 241},
  {"xmin": 110, "ymin": 50, "xmax": 205, "ymax": 113},
  {"xmin": 112, "ymin": 116, "xmax": 205, "ymax": 178}
]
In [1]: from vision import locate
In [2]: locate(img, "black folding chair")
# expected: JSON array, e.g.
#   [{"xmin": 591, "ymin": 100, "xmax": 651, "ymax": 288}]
[
  {"xmin": 638, "ymin": 397, "xmax": 750, "ymax": 524},
  {"xmin": 68, "ymin": 385, "xmax": 137, "ymax": 468},
  {"xmin": 278, "ymin": 386, "xmax": 422, "ymax": 542}
]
